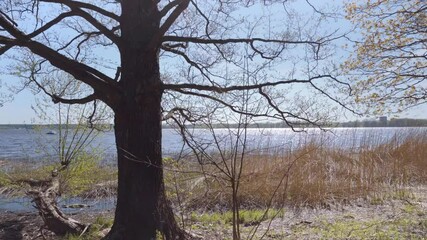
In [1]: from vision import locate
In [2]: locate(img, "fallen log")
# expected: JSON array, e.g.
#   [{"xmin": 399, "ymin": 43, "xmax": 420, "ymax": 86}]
[{"xmin": 27, "ymin": 170, "xmax": 88, "ymax": 236}]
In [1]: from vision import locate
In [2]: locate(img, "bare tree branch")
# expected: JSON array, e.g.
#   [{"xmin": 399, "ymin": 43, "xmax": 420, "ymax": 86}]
[
  {"xmin": 0, "ymin": 14, "xmax": 120, "ymax": 107},
  {"xmin": 0, "ymin": 45, "xmax": 13, "ymax": 54},
  {"xmin": 40, "ymin": 0, "xmax": 120, "ymax": 22},
  {"xmin": 163, "ymin": 36, "xmax": 323, "ymax": 46},
  {"xmin": 151, "ymin": 0, "xmax": 190, "ymax": 48},
  {"xmin": 163, "ymin": 75, "xmax": 334, "ymax": 92},
  {"xmin": 0, "ymin": 10, "xmax": 17, "ymax": 26},
  {"xmin": 160, "ymin": 0, "xmax": 184, "ymax": 17},
  {"xmin": 51, "ymin": 93, "xmax": 97, "ymax": 104},
  {"xmin": 27, "ymin": 11, "xmax": 76, "ymax": 38},
  {"xmin": 70, "ymin": 8, "xmax": 120, "ymax": 45}
]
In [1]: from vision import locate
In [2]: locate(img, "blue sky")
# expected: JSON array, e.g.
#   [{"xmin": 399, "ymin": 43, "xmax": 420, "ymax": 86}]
[
  {"xmin": 0, "ymin": 0, "xmax": 426, "ymax": 124},
  {"xmin": 0, "ymin": 89, "xmax": 37, "ymax": 124}
]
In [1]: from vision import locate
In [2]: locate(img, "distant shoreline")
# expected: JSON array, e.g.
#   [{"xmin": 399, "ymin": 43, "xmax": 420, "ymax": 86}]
[{"xmin": 2, "ymin": 117, "xmax": 427, "ymax": 129}]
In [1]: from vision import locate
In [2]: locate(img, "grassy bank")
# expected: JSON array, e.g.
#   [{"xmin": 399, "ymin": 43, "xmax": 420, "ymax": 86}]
[{"xmin": 0, "ymin": 153, "xmax": 117, "ymax": 198}]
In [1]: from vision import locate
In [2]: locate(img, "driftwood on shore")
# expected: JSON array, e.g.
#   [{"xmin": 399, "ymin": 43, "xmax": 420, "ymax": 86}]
[{"xmin": 26, "ymin": 170, "xmax": 88, "ymax": 236}]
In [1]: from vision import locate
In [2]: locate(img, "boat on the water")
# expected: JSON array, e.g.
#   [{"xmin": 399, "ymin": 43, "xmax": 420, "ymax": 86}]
[{"xmin": 46, "ymin": 130, "xmax": 56, "ymax": 135}]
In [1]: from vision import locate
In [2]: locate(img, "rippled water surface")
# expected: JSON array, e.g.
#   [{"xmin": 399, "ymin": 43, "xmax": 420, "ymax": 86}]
[
  {"xmin": 0, "ymin": 196, "xmax": 116, "ymax": 213},
  {"xmin": 1, "ymin": 127, "xmax": 425, "ymax": 163}
]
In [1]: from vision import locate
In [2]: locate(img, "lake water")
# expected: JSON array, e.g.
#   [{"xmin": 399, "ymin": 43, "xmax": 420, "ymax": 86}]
[
  {"xmin": 0, "ymin": 196, "xmax": 116, "ymax": 213},
  {"xmin": 1, "ymin": 127, "xmax": 425, "ymax": 163}
]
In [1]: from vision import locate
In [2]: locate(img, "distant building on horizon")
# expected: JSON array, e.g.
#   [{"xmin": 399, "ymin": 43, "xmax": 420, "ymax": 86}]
[{"xmin": 379, "ymin": 116, "xmax": 387, "ymax": 126}]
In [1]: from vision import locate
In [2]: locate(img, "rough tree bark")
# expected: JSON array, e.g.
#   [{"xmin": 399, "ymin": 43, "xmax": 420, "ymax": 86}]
[
  {"xmin": 106, "ymin": 57, "xmax": 185, "ymax": 239},
  {"xmin": 104, "ymin": 2, "xmax": 184, "ymax": 239}
]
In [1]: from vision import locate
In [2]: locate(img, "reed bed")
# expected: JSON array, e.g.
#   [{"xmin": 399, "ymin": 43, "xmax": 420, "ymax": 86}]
[{"xmin": 165, "ymin": 129, "xmax": 427, "ymax": 210}]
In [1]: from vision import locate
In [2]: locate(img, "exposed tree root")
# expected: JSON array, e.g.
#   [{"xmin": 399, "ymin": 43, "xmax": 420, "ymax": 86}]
[
  {"xmin": 26, "ymin": 170, "xmax": 88, "ymax": 236},
  {"xmin": 103, "ymin": 192, "xmax": 202, "ymax": 240},
  {"xmin": 157, "ymin": 193, "xmax": 189, "ymax": 240}
]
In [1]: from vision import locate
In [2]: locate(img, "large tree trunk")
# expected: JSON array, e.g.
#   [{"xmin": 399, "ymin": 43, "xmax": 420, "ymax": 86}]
[
  {"xmin": 106, "ymin": 97, "xmax": 161, "ymax": 239},
  {"xmin": 103, "ymin": 2, "xmax": 187, "ymax": 239},
  {"xmin": 105, "ymin": 77, "xmax": 185, "ymax": 240}
]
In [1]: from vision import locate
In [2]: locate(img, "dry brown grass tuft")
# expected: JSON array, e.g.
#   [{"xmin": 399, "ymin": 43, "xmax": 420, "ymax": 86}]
[{"xmin": 165, "ymin": 129, "xmax": 427, "ymax": 210}]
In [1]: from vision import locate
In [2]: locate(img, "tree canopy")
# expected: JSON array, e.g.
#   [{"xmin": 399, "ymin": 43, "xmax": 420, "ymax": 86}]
[
  {"xmin": 345, "ymin": 0, "xmax": 427, "ymax": 114},
  {"xmin": 0, "ymin": 0, "xmax": 348, "ymax": 125}
]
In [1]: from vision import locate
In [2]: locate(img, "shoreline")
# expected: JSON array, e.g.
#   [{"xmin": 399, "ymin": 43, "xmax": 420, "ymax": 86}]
[{"xmin": 1, "ymin": 186, "xmax": 426, "ymax": 239}]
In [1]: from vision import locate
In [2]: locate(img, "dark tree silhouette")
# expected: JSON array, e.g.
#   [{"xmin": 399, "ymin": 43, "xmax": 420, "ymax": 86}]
[{"xmin": 0, "ymin": 0, "xmax": 349, "ymax": 239}]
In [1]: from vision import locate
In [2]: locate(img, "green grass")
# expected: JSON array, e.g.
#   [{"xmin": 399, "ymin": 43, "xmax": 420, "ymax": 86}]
[
  {"xmin": 0, "ymin": 153, "xmax": 117, "ymax": 197},
  {"xmin": 369, "ymin": 188, "xmax": 417, "ymax": 206},
  {"xmin": 60, "ymin": 152, "xmax": 117, "ymax": 197},
  {"xmin": 291, "ymin": 218, "xmax": 427, "ymax": 240},
  {"xmin": 62, "ymin": 216, "xmax": 113, "ymax": 240},
  {"xmin": 189, "ymin": 209, "xmax": 284, "ymax": 225}
]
